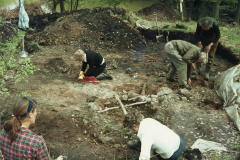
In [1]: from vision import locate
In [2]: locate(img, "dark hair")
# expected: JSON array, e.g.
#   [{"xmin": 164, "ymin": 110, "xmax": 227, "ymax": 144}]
[
  {"xmin": 3, "ymin": 97, "xmax": 37, "ymax": 142},
  {"xmin": 199, "ymin": 17, "xmax": 213, "ymax": 28},
  {"xmin": 123, "ymin": 111, "xmax": 144, "ymax": 128}
]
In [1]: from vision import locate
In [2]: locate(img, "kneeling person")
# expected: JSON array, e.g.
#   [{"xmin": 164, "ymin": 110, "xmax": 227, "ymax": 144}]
[
  {"xmin": 165, "ymin": 40, "xmax": 207, "ymax": 90},
  {"xmin": 123, "ymin": 111, "xmax": 184, "ymax": 160},
  {"xmin": 74, "ymin": 49, "xmax": 112, "ymax": 80}
]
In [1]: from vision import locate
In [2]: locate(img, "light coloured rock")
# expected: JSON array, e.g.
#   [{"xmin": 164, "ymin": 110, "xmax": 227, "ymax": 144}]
[
  {"xmin": 181, "ymin": 97, "xmax": 188, "ymax": 102},
  {"xmin": 157, "ymin": 87, "xmax": 173, "ymax": 97},
  {"xmin": 88, "ymin": 103, "xmax": 98, "ymax": 111},
  {"xmin": 136, "ymin": 20, "xmax": 153, "ymax": 29},
  {"xmin": 122, "ymin": 95, "xmax": 128, "ymax": 101},
  {"xmin": 137, "ymin": 96, "xmax": 147, "ymax": 102},
  {"xmin": 178, "ymin": 88, "xmax": 191, "ymax": 97},
  {"xmin": 128, "ymin": 91, "xmax": 139, "ymax": 98}
]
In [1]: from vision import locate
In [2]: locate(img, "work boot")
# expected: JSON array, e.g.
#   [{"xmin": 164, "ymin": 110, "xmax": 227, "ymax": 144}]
[
  {"xmin": 179, "ymin": 84, "xmax": 192, "ymax": 90},
  {"xmin": 96, "ymin": 73, "xmax": 106, "ymax": 80},
  {"xmin": 204, "ymin": 64, "xmax": 211, "ymax": 80},
  {"xmin": 192, "ymin": 63, "xmax": 202, "ymax": 75},
  {"xmin": 166, "ymin": 78, "xmax": 176, "ymax": 82},
  {"xmin": 127, "ymin": 140, "xmax": 141, "ymax": 151},
  {"xmin": 96, "ymin": 72, "xmax": 113, "ymax": 80}
]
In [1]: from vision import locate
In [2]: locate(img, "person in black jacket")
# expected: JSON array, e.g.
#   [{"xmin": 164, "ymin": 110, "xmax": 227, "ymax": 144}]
[
  {"xmin": 195, "ymin": 17, "xmax": 220, "ymax": 80},
  {"xmin": 74, "ymin": 49, "xmax": 112, "ymax": 80}
]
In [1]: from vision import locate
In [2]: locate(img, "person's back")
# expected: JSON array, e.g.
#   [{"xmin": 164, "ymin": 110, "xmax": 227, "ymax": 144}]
[
  {"xmin": 138, "ymin": 118, "xmax": 180, "ymax": 159},
  {"xmin": 0, "ymin": 127, "xmax": 49, "ymax": 159},
  {"xmin": 171, "ymin": 40, "xmax": 200, "ymax": 56}
]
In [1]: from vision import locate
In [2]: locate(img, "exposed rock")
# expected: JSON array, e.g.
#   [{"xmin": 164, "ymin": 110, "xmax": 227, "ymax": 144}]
[
  {"xmin": 157, "ymin": 87, "xmax": 173, "ymax": 96},
  {"xmin": 128, "ymin": 91, "xmax": 139, "ymax": 98},
  {"xmin": 122, "ymin": 94, "xmax": 128, "ymax": 101},
  {"xmin": 181, "ymin": 97, "xmax": 188, "ymax": 102},
  {"xmin": 156, "ymin": 77, "xmax": 166, "ymax": 82},
  {"xmin": 126, "ymin": 68, "xmax": 133, "ymax": 74},
  {"xmin": 135, "ymin": 20, "xmax": 153, "ymax": 29},
  {"xmin": 178, "ymin": 88, "xmax": 191, "ymax": 97},
  {"xmin": 87, "ymin": 103, "xmax": 98, "ymax": 111},
  {"xmin": 87, "ymin": 96, "xmax": 98, "ymax": 102}
]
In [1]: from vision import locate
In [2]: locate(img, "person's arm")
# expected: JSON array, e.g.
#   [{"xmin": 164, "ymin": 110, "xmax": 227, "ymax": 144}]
[
  {"xmin": 84, "ymin": 60, "xmax": 95, "ymax": 77},
  {"xmin": 81, "ymin": 62, "xmax": 87, "ymax": 73},
  {"xmin": 212, "ymin": 24, "xmax": 220, "ymax": 44},
  {"xmin": 195, "ymin": 23, "xmax": 201, "ymax": 43},
  {"xmin": 139, "ymin": 134, "xmax": 154, "ymax": 160},
  {"xmin": 182, "ymin": 48, "xmax": 199, "ymax": 64},
  {"xmin": 36, "ymin": 140, "xmax": 50, "ymax": 159}
]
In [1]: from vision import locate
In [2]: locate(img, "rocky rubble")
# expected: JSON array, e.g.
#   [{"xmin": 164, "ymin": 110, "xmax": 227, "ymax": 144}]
[{"xmin": 72, "ymin": 85, "xmax": 238, "ymax": 158}]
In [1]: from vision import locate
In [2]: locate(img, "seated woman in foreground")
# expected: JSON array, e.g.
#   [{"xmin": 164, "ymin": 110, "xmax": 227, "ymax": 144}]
[{"xmin": 0, "ymin": 97, "xmax": 63, "ymax": 160}]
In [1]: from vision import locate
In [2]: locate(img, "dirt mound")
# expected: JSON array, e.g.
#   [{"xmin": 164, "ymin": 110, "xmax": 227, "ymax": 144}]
[
  {"xmin": 25, "ymin": 8, "xmax": 146, "ymax": 51},
  {"xmin": 0, "ymin": 22, "xmax": 18, "ymax": 43},
  {"xmin": 0, "ymin": 2, "xmax": 45, "ymax": 20},
  {"xmin": 138, "ymin": 2, "xmax": 181, "ymax": 22}
]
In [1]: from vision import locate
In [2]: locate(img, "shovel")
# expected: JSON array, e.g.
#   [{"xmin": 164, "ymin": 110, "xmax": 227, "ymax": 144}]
[
  {"xmin": 19, "ymin": 35, "xmax": 28, "ymax": 58},
  {"xmin": 154, "ymin": 14, "xmax": 164, "ymax": 42}
]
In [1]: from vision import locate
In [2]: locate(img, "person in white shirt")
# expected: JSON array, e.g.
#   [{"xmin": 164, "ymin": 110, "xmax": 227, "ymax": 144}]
[{"xmin": 123, "ymin": 111, "xmax": 184, "ymax": 160}]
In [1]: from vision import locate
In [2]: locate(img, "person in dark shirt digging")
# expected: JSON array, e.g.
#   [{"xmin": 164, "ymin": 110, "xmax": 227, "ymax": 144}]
[
  {"xmin": 195, "ymin": 17, "xmax": 220, "ymax": 80},
  {"xmin": 74, "ymin": 49, "xmax": 113, "ymax": 80}
]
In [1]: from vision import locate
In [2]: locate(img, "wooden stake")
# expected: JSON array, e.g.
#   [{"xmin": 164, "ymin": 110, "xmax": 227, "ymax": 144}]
[
  {"xmin": 141, "ymin": 83, "xmax": 146, "ymax": 95},
  {"xmin": 115, "ymin": 94, "xmax": 127, "ymax": 115},
  {"xmin": 98, "ymin": 101, "xmax": 148, "ymax": 113}
]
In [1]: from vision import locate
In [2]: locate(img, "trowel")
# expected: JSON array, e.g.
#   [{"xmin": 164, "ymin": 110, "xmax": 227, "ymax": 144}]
[{"xmin": 19, "ymin": 35, "xmax": 28, "ymax": 58}]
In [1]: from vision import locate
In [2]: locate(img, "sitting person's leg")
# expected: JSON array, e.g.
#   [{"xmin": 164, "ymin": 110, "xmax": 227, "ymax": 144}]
[{"xmin": 95, "ymin": 63, "xmax": 112, "ymax": 80}]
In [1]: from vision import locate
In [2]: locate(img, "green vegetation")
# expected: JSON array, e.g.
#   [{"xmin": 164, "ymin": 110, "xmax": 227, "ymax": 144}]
[
  {"xmin": 0, "ymin": 30, "xmax": 39, "ymax": 98},
  {"xmin": 233, "ymin": 144, "xmax": 240, "ymax": 152}
]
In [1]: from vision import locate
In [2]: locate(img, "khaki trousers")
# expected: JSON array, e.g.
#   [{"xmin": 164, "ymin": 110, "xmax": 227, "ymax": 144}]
[{"xmin": 165, "ymin": 42, "xmax": 187, "ymax": 85}]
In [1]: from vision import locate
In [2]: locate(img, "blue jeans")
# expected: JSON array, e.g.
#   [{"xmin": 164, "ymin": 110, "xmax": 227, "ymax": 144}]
[{"xmin": 156, "ymin": 136, "xmax": 184, "ymax": 160}]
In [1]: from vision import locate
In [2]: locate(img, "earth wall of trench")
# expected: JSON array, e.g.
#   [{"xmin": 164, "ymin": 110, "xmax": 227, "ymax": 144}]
[{"xmin": 139, "ymin": 28, "xmax": 240, "ymax": 65}]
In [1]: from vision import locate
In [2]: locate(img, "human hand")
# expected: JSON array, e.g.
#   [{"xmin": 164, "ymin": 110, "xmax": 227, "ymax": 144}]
[
  {"xmin": 55, "ymin": 155, "xmax": 63, "ymax": 160},
  {"xmin": 187, "ymin": 78, "xmax": 191, "ymax": 85},
  {"xmin": 190, "ymin": 63, "xmax": 195, "ymax": 69},
  {"xmin": 79, "ymin": 71, "xmax": 83, "ymax": 76},
  {"xmin": 78, "ymin": 74, "xmax": 85, "ymax": 80},
  {"xmin": 197, "ymin": 42, "xmax": 203, "ymax": 50},
  {"xmin": 205, "ymin": 43, "xmax": 213, "ymax": 52}
]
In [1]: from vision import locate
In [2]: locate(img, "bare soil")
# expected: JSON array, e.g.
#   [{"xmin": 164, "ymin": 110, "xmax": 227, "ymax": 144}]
[{"xmin": 0, "ymin": 3, "xmax": 239, "ymax": 160}]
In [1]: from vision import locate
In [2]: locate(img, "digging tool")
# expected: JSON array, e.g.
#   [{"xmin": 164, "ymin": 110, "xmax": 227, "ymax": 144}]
[
  {"xmin": 19, "ymin": 35, "xmax": 28, "ymax": 58},
  {"xmin": 87, "ymin": 81, "xmax": 100, "ymax": 83},
  {"xmin": 154, "ymin": 14, "xmax": 164, "ymax": 42}
]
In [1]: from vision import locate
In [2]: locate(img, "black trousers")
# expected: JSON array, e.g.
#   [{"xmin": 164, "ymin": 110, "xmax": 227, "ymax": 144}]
[{"xmin": 91, "ymin": 62, "xmax": 106, "ymax": 77}]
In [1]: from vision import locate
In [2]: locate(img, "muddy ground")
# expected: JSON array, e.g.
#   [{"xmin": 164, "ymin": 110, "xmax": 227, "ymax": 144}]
[{"xmin": 0, "ymin": 3, "xmax": 240, "ymax": 160}]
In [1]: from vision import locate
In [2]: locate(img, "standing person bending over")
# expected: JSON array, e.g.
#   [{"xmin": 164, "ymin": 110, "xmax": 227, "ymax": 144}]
[
  {"xmin": 0, "ymin": 97, "xmax": 63, "ymax": 160},
  {"xmin": 165, "ymin": 40, "xmax": 207, "ymax": 90},
  {"xmin": 74, "ymin": 49, "xmax": 112, "ymax": 80},
  {"xmin": 123, "ymin": 111, "xmax": 184, "ymax": 160},
  {"xmin": 195, "ymin": 17, "xmax": 220, "ymax": 80}
]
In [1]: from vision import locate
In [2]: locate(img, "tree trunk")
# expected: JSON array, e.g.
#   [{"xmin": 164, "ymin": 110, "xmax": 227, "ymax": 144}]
[
  {"xmin": 185, "ymin": 1, "xmax": 195, "ymax": 21},
  {"xmin": 164, "ymin": 0, "xmax": 174, "ymax": 9},
  {"xmin": 52, "ymin": 0, "xmax": 57, "ymax": 12},
  {"xmin": 59, "ymin": 0, "xmax": 65, "ymax": 13},
  {"xmin": 182, "ymin": 1, "xmax": 188, "ymax": 21},
  {"xmin": 212, "ymin": 0, "xmax": 220, "ymax": 20},
  {"xmin": 75, "ymin": 0, "xmax": 79, "ymax": 10},
  {"xmin": 235, "ymin": 0, "xmax": 240, "ymax": 22}
]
